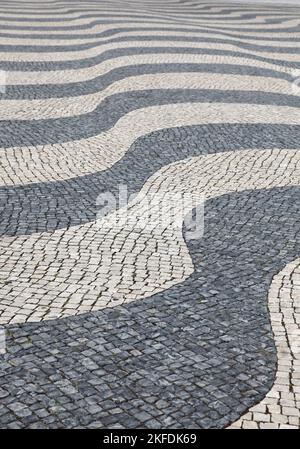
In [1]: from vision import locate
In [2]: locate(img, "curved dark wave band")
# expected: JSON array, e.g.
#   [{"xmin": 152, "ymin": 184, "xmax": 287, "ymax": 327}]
[
  {"xmin": 0, "ymin": 46, "xmax": 299, "ymax": 72},
  {"xmin": 0, "ymin": 89, "xmax": 300, "ymax": 148},
  {"xmin": 1, "ymin": 16, "xmax": 300, "ymax": 33},
  {"xmin": 1, "ymin": 123, "xmax": 300, "ymax": 236},
  {"xmin": 1, "ymin": 25, "xmax": 300, "ymax": 42},
  {"xmin": 3, "ymin": 63, "xmax": 292, "ymax": 100},
  {"xmin": 0, "ymin": 186, "xmax": 299, "ymax": 428},
  {"xmin": 2, "ymin": 34, "xmax": 300, "ymax": 54}
]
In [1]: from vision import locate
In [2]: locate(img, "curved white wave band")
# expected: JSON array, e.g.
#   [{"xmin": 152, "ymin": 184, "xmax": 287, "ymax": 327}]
[
  {"xmin": 1, "ymin": 30, "xmax": 299, "ymax": 48},
  {"xmin": 1, "ymin": 8, "xmax": 295, "ymax": 20},
  {"xmin": 0, "ymin": 148, "xmax": 299, "ymax": 324},
  {"xmin": 0, "ymin": 10, "xmax": 295, "ymax": 27},
  {"xmin": 0, "ymin": 72, "xmax": 296, "ymax": 121},
  {"xmin": 228, "ymin": 259, "xmax": 300, "ymax": 429},
  {"xmin": 0, "ymin": 39, "xmax": 298, "ymax": 63},
  {"xmin": 2, "ymin": 21, "xmax": 300, "ymax": 39},
  {"xmin": 6, "ymin": 53, "xmax": 292, "ymax": 86},
  {"xmin": 1, "ymin": 102, "xmax": 300, "ymax": 186}
]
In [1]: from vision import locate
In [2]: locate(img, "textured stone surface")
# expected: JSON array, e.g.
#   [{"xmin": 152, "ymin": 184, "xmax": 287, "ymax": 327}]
[
  {"xmin": 229, "ymin": 260, "xmax": 300, "ymax": 429},
  {"xmin": 0, "ymin": 0, "xmax": 299, "ymax": 430},
  {"xmin": 0, "ymin": 148, "xmax": 300, "ymax": 323},
  {"xmin": 0, "ymin": 186, "xmax": 299, "ymax": 429}
]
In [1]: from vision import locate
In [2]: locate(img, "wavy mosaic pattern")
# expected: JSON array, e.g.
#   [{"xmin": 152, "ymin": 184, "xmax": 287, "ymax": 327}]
[
  {"xmin": 0, "ymin": 0, "xmax": 299, "ymax": 429},
  {"xmin": 229, "ymin": 259, "xmax": 300, "ymax": 429}
]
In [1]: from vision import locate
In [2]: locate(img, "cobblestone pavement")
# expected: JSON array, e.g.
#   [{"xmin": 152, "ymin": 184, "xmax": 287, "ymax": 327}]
[{"xmin": 0, "ymin": 0, "xmax": 299, "ymax": 429}]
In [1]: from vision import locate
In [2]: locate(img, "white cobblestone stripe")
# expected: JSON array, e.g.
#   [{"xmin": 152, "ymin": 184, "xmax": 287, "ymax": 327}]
[
  {"xmin": 0, "ymin": 3, "xmax": 291, "ymax": 12},
  {"xmin": 2, "ymin": 18, "xmax": 300, "ymax": 40},
  {"xmin": 0, "ymin": 148, "xmax": 299, "ymax": 324},
  {"xmin": 0, "ymin": 0, "xmax": 297, "ymax": 15},
  {"xmin": 0, "ymin": 40, "xmax": 299, "ymax": 63},
  {"xmin": 2, "ymin": 30, "xmax": 300, "ymax": 47},
  {"xmin": 7, "ymin": 53, "xmax": 292, "ymax": 86},
  {"xmin": 2, "ymin": 7, "xmax": 296, "ymax": 20},
  {"xmin": 1, "ymin": 102, "xmax": 299, "ymax": 185},
  {"xmin": 5, "ymin": 8, "xmax": 300, "ymax": 22},
  {"xmin": 0, "ymin": 9, "xmax": 297, "ymax": 28},
  {"xmin": 0, "ymin": 10, "xmax": 297, "ymax": 20},
  {"xmin": 0, "ymin": 0, "xmax": 299, "ymax": 430},
  {"xmin": 197, "ymin": 19, "xmax": 300, "ymax": 30},
  {"xmin": 0, "ymin": 72, "xmax": 296, "ymax": 120},
  {"xmin": 228, "ymin": 259, "xmax": 300, "ymax": 429},
  {"xmin": 3, "ymin": 22, "xmax": 300, "ymax": 38}
]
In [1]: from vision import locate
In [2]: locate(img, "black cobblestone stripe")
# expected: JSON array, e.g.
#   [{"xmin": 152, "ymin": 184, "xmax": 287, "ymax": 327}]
[
  {"xmin": 2, "ymin": 25, "xmax": 299, "ymax": 42},
  {"xmin": 0, "ymin": 46, "xmax": 299, "ymax": 72},
  {"xmin": 1, "ymin": 89, "xmax": 299, "ymax": 148},
  {"xmin": 4, "ymin": 63, "xmax": 291, "ymax": 100},
  {"xmin": 1, "ymin": 22, "xmax": 300, "ymax": 34},
  {"xmin": 0, "ymin": 12, "xmax": 293, "ymax": 22},
  {"xmin": 1, "ymin": 123, "xmax": 300, "ymax": 236},
  {"xmin": 0, "ymin": 10, "xmax": 298, "ymax": 19},
  {"xmin": 0, "ymin": 2, "xmax": 296, "ymax": 12},
  {"xmin": 0, "ymin": 186, "xmax": 298, "ymax": 429},
  {"xmin": 1, "ymin": 35, "xmax": 299, "ymax": 54},
  {"xmin": 0, "ymin": 0, "xmax": 299, "ymax": 430},
  {"xmin": 0, "ymin": 14, "xmax": 300, "ymax": 32}
]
